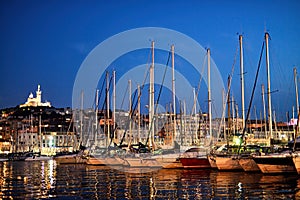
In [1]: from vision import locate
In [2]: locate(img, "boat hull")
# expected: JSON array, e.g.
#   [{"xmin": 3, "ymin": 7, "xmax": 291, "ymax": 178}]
[
  {"xmin": 8, "ymin": 152, "xmax": 29, "ymax": 161},
  {"xmin": 54, "ymin": 154, "xmax": 86, "ymax": 164},
  {"xmin": 179, "ymin": 157, "xmax": 211, "ymax": 169},
  {"xmin": 253, "ymin": 155, "xmax": 296, "ymax": 173},
  {"xmin": 86, "ymin": 157, "xmax": 123, "ymax": 166},
  {"xmin": 154, "ymin": 154, "xmax": 183, "ymax": 169},
  {"xmin": 161, "ymin": 160, "xmax": 183, "ymax": 169},
  {"xmin": 208, "ymin": 155, "xmax": 217, "ymax": 169},
  {"xmin": 125, "ymin": 157, "xmax": 162, "ymax": 168},
  {"xmin": 293, "ymin": 156, "xmax": 300, "ymax": 174},
  {"xmin": 215, "ymin": 156, "xmax": 243, "ymax": 171},
  {"xmin": 239, "ymin": 157, "xmax": 260, "ymax": 172},
  {"xmin": 25, "ymin": 156, "xmax": 52, "ymax": 161}
]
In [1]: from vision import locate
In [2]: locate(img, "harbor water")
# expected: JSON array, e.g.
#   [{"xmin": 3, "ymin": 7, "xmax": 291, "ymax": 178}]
[{"xmin": 0, "ymin": 160, "xmax": 299, "ymax": 199}]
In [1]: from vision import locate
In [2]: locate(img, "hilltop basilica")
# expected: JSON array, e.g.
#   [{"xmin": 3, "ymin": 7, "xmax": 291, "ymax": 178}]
[{"xmin": 20, "ymin": 85, "xmax": 51, "ymax": 107}]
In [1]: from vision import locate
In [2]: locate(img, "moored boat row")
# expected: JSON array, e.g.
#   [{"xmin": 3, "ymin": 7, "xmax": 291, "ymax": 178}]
[{"xmin": 4, "ymin": 144, "xmax": 300, "ymax": 175}]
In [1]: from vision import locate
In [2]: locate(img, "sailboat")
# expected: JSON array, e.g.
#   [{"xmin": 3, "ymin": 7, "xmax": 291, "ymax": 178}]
[
  {"xmin": 124, "ymin": 41, "xmax": 162, "ymax": 169},
  {"xmin": 252, "ymin": 32, "xmax": 296, "ymax": 173},
  {"xmin": 291, "ymin": 67, "xmax": 300, "ymax": 174},
  {"xmin": 124, "ymin": 42, "xmax": 185, "ymax": 169},
  {"xmin": 152, "ymin": 44, "xmax": 184, "ymax": 169},
  {"xmin": 237, "ymin": 34, "xmax": 260, "ymax": 172},
  {"xmin": 213, "ymin": 74, "xmax": 243, "ymax": 171},
  {"xmin": 54, "ymin": 94, "xmax": 87, "ymax": 164},
  {"xmin": 179, "ymin": 48, "xmax": 212, "ymax": 169},
  {"xmin": 292, "ymin": 134, "xmax": 300, "ymax": 174},
  {"xmin": 86, "ymin": 77, "xmax": 125, "ymax": 167},
  {"xmin": 213, "ymin": 34, "xmax": 263, "ymax": 171}
]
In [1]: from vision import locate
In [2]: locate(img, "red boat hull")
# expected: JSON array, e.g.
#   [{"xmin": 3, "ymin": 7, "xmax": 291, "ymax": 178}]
[{"xmin": 179, "ymin": 157, "xmax": 211, "ymax": 169}]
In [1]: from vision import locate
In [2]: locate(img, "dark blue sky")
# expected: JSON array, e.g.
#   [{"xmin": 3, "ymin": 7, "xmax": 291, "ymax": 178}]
[{"xmin": 1, "ymin": 0, "xmax": 300, "ymax": 121}]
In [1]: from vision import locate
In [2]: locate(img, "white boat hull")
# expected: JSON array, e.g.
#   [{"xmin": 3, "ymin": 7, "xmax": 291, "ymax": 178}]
[
  {"xmin": 154, "ymin": 153, "xmax": 182, "ymax": 169},
  {"xmin": 25, "ymin": 156, "xmax": 52, "ymax": 161},
  {"xmin": 54, "ymin": 154, "xmax": 86, "ymax": 164},
  {"xmin": 86, "ymin": 157, "xmax": 124, "ymax": 166},
  {"xmin": 125, "ymin": 157, "xmax": 162, "ymax": 168}
]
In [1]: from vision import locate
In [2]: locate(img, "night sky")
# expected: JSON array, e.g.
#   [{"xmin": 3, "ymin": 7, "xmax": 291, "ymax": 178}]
[{"xmin": 1, "ymin": 0, "xmax": 300, "ymax": 121}]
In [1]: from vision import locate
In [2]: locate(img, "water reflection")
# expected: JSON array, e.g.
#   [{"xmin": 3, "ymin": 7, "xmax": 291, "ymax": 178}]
[
  {"xmin": 259, "ymin": 174, "xmax": 297, "ymax": 199},
  {"xmin": 0, "ymin": 160, "xmax": 56, "ymax": 199},
  {"xmin": 0, "ymin": 161, "xmax": 299, "ymax": 199}
]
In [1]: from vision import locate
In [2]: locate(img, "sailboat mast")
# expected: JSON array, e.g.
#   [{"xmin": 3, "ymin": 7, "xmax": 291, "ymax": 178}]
[
  {"xmin": 193, "ymin": 88, "xmax": 197, "ymax": 115},
  {"xmin": 265, "ymin": 32, "xmax": 273, "ymax": 140},
  {"xmin": 294, "ymin": 67, "xmax": 299, "ymax": 136},
  {"xmin": 80, "ymin": 90, "xmax": 84, "ymax": 147},
  {"xmin": 193, "ymin": 87, "xmax": 197, "ymax": 143},
  {"xmin": 227, "ymin": 75, "xmax": 231, "ymax": 141},
  {"xmin": 113, "ymin": 70, "xmax": 116, "ymax": 131},
  {"xmin": 207, "ymin": 48, "xmax": 212, "ymax": 139},
  {"xmin": 149, "ymin": 41, "xmax": 155, "ymax": 148},
  {"xmin": 129, "ymin": 80, "xmax": 132, "ymax": 145},
  {"xmin": 294, "ymin": 67, "xmax": 299, "ymax": 115},
  {"xmin": 106, "ymin": 71, "xmax": 110, "ymax": 146},
  {"xmin": 261, "ymin": 84, "xmax": 267, "ymax": 139},
  {"xmin": 232, "ymin": 95, "xmax": 235, "ymax": 134},
  {"xmin": 235, "ymin": 102, "xmax": 239, "ymax": 132},
  {"xmin": 239, "ymin": 35, "xmax": 246, "ymax": 130},
  {"xmin": 95, "ymin": 89, "xmax": 99, "ymax": 143},
  {"xmin": 171, "ymin": 44, "xmax": 176, "ymax": 143},
  {"xmin": 138, "ymin": 84, "xmax": 141, "ymax": 143},
  {"xmin": 222, "ymin": 89, "xmax": 226, "ymax": 136}
]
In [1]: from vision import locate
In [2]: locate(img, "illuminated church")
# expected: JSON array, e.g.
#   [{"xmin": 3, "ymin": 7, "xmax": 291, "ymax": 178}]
[{"xmin": 20, "ymin": 85, "xmax": 51, "ymax": 107}]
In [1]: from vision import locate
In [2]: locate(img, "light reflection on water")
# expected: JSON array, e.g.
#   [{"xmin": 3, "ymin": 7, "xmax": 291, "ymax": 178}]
[{"xmin": 0, "ymin": 161, "xmax": 299, "ymax": 199}]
